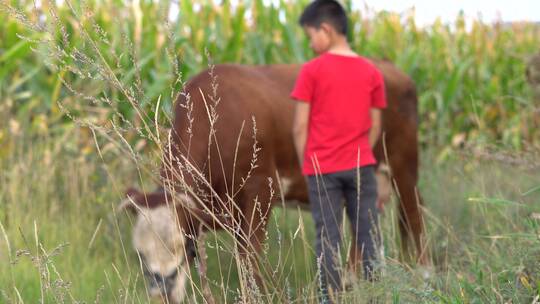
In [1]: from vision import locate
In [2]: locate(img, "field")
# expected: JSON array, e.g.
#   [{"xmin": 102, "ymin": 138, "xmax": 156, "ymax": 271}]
[{"xmin": 1, "ymin": 0, "xmax": 540, "ymax": 303}]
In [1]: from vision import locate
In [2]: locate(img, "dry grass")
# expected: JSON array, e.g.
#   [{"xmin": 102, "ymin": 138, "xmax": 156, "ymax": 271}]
[{"xmin": 1, "ymin": 128, "xmax": 540, "ymax": 303}]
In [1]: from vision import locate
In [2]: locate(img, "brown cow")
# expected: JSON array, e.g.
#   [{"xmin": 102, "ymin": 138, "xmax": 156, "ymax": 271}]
[{"xmin": 121, "ymin": 62, "xmax": 427, "ymax": 302}]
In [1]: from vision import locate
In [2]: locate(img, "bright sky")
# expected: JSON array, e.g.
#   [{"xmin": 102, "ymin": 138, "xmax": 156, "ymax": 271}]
[
  {"xmin": 355, "ymin": 0, "xmax": 540, "ymax": 26},
  {"xmin": 168, "ymin": 0, "xmax": 540, "ymax": 26}
]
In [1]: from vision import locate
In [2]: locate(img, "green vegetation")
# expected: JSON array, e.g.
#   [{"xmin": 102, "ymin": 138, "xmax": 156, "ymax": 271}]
[
  {"xmin": 1, "ymin": 0, "xmax": 539, "ymax": 149},
  {"xmin": 1, "ymin": 127, "xmax": 539, "ymax": 303}
]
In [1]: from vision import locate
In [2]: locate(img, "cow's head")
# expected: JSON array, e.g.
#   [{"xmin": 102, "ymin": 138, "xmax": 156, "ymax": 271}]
[{"xmin": 120, "ymin": 188, "xmax": 199, "ymax": 303}]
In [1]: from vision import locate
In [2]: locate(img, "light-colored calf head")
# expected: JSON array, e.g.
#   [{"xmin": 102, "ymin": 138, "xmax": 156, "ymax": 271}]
[{"xmin": 132, "ymin": 203, "xmax": 189, "ymax": 303}]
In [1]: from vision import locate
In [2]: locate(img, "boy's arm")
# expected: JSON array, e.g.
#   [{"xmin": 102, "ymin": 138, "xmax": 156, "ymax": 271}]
[
  {"xmin": 370, "ymin": 69, "xmax": 386, "ymax": 148},
  {"xmin": 369, "ymin": 108, "xmax": 382, "ymax": 148},
  {"xmin": 292, "ymin": 102, "xmax": 310, "ymax": 165}
]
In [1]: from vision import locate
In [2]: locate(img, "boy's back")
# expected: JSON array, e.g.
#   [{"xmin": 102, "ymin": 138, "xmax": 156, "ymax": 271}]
[{"xmin": 291, "ymin": 53, "xmax": 386, "ymax": 175}]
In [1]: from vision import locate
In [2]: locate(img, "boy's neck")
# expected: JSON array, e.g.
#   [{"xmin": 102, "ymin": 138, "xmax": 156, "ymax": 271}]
[{"xmin": 326, "ymin": 35, "xmax": 357, "ymax": 57}]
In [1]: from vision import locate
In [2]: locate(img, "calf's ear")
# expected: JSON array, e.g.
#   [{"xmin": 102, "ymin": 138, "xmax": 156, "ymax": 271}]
[
  {"xmin": 118, "ymin": 188, "xmax": 170, "ymax": 213},
  {"xmin": 117, "ymin": 187, "xmax": 143, "ymax": 214}
]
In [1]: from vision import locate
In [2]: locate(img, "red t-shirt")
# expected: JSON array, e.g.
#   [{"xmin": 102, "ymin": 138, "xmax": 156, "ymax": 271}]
[{"xmin": 290, "ymin": 53, "xmax": 387, "ymax": 176}]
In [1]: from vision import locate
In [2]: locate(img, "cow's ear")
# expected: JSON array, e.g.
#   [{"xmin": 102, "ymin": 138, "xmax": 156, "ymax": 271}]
[
  {"xmin": 117, "ymin": 187, "xmax": 143, "ymax": 214},
  {"xmin": 118, "ymin": 188, "xmax": 169, "ymax": 213}
]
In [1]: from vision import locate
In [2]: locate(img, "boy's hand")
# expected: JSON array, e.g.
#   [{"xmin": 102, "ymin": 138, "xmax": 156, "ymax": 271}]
[
  {"xmin": 375, "ymin": 164, "xmax": 391, "ymax": 214},
  {"xmin": 377, "ymin": 198, "xmax": 386, "ymax": 213}
]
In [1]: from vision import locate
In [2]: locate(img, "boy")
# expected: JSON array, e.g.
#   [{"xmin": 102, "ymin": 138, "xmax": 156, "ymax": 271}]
[{"xmin": 290, "ymin": 0, "xmax": 386, "ymax": 301}]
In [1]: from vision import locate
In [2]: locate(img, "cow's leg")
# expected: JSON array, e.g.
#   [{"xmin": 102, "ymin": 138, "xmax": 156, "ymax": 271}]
[
  {"xmin": 392, "ymin": 168, "xmax": 429, "ymax": 265},
  {"xmin": 234, "ymin": 176, "xmax": 273, "ymax": 298},
  {"xmin": 191, "ymin": 230, "xmax": 215, "ymax": 304}
]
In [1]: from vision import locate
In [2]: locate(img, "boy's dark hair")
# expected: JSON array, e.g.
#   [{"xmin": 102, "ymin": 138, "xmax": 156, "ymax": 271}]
[{"xmin": 299, "ymin": 0, "xmax": 348, "ymax": 36}]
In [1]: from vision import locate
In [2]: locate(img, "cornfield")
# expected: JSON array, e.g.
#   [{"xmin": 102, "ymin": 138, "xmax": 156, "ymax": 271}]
[{"xmin": 1, "ymin": 0, "xmax": 539, "ymax": 151}]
